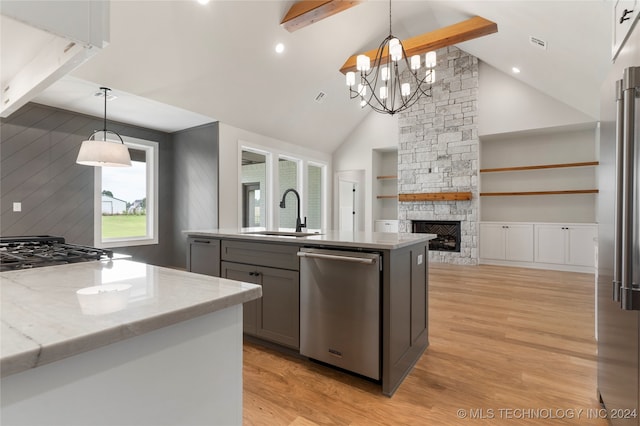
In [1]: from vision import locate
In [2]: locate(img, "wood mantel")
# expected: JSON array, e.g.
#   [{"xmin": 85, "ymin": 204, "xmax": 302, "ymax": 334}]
[{"xmin": 398, "ymin": 192, "xmax": 472, "ymax": 201}]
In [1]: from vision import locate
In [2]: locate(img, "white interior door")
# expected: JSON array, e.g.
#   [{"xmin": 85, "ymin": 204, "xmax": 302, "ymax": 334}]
[{"xmin": 338, "ymin": 179, "xmax": 356, "ymax": 232}]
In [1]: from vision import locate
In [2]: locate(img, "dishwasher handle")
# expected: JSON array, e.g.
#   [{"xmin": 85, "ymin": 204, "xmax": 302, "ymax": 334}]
[{"xmin": 297, "ymin": 251, "xmax": 376, "ymax": 265}]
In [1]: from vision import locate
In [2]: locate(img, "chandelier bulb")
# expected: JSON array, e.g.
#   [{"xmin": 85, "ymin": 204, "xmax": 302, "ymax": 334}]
[
  {"xmin": 425, "ymin": 51, "xmax": 437, "ymax": 68},
  {"xmin": 411, "ymin": 55, "xmax": 421, "ymax": 71},
  {"xmin": 380, "ymin": 86, "xmax": 388, "ymax": 100},
  {"xmin": 426, "ymin": 69, "xmax": 436, "ymax": 84},
  {"xmin": 346, "ymin": 72, "xmax": 355, "ymax": 86},
  {"xmin": 401, "ymin": 83, "xmax": 410, "ymax": 97},
  {"xmin": 381, "ymin": 66, "xmax": 390, "ymax": 81},
  {"xmin": 389, "ymin": 38, "xmax": 402, "ymax": 62},
  {"xmin": 357, "ymin": 55, "xmax": 371, "ymax": 72}
]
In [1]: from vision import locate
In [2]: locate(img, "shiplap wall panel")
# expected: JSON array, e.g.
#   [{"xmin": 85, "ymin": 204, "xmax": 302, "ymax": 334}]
[
  {"xmin": 172, "ymin": 122, "xmax": 219, "ymax": 265},
  {"xmin": 1, "ymin": 103, "xmax": 178, "ymax": 267}
]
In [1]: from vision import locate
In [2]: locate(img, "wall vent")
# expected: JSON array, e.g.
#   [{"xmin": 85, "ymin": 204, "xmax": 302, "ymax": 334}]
[
  {"xmin": 529, "ymin": 35, "xmax": 547, "ymax": 50},
  {"xmin": 314, "ymin": 91, "xmax": 326, "ymax": 103}
]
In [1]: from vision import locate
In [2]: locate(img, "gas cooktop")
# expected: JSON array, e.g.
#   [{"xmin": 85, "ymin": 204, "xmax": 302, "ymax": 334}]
[{"xmin": 0, "ymin": 236, "xmax": 113, "ymax": 272}]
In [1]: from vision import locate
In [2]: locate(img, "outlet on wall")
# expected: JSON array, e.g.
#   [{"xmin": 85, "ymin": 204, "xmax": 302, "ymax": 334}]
[{"xmin": 13, "ymin": 202, "xmax": 21, "ymax": 212}]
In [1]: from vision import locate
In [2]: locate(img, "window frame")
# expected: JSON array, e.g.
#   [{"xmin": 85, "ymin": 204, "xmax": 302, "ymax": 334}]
[{"xmin": 93, "ymin": 135, "xmax": 159, "ymax": 248}]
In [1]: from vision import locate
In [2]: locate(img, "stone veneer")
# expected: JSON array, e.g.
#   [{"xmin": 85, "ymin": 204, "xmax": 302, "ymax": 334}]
[{"xmin": 397, "ymin": 46, "xmax": 479, "ymax": 265}]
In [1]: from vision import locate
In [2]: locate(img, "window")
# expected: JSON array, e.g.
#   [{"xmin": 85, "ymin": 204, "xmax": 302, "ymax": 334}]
[
  {"xmin": 241, "ymin": 149, "xmax": 269, "ymax": 228},
  {"xmin": 306, "ymin": 163, "xmax": 323, "ymax": 232},
  {"xmin": 278, "ymin": 156, "xmax": 300, "ymax": 231},
  {"xmin": 94, "ymin": 136, "xmax": 158, "ymax": 248}
]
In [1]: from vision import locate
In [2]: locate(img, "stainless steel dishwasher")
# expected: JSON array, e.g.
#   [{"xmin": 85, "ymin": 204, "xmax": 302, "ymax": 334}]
[{"xmin": 297, "ymin": 247, "xmax": 380, "ymax": 380}]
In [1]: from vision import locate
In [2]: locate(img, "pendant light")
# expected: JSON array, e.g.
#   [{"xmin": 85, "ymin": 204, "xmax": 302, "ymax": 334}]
[{"xmin": 76, "ymin": 87, "xmax": 131, "ymax": 167}]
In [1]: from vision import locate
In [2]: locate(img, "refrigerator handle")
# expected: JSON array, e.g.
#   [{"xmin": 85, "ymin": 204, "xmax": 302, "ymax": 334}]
[
  {"xmin": 620, "ymin": 66, "xmax": 640, "ymax": 310},
  {"xmin": 613, "ymin": 79, "xmax": 624, "ymax": 302}
]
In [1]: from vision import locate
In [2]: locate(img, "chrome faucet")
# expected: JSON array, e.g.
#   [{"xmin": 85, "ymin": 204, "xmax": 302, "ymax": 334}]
[{"xmin": 279, "ymin": 188, "xmax": 306, "ymax": 232}]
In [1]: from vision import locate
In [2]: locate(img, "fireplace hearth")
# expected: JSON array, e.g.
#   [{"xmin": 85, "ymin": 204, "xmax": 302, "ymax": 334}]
[{"xmin": 412, "ymin": 220, "xmax": 461, "ymax": 252}]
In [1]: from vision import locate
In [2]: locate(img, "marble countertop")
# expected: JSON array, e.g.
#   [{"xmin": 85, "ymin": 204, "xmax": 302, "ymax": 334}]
[
  {"xmin": 185, "ymin": 229, "xmax": 436, "ymax": 250},
  {"xmin": 0, "ymin": 259, "xmax": 262, "ymax": 378}
]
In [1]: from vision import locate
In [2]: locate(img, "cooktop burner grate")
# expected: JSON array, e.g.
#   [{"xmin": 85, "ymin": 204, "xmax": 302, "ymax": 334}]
[{"xmin": 0, "ymin": 236, "xmax": 113, "ymax": 271}]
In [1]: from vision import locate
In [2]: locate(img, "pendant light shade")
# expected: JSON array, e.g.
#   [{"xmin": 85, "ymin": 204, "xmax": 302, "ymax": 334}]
[
  {"xmin": 77, "ymin": 134, "xmax": 132, "ymax": 167},
  {"xmin": 76, "ymin": 87, "xmax": 131, "ymax": 167}
]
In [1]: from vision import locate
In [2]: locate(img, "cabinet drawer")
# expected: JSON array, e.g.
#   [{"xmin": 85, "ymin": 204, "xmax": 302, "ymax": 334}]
[
  {"xmin": 187, "ymin": 237, "xmax": 221, "ymax": 276},
  {"xmin": 221, "ymin": 240, "xmax": 299, "ymax": 271}
]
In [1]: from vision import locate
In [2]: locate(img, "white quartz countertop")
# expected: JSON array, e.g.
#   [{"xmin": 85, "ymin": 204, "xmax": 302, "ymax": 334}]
[
  {"xmin": 185, "ymin": 229, "xmax": 436, "ymax": 250},
  {"xmin": 0, "ymin": 259, "xmax": 262, "ymax": 378}
]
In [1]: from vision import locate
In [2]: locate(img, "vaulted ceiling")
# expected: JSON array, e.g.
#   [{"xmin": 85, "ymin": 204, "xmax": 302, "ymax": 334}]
[{"xmin": 23, "ymin": 1, "xmax": 612, "ymax": 153}]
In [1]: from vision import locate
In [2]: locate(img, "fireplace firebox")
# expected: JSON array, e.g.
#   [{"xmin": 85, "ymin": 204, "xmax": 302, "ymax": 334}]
[{"xmin": 412, "ymin": 220, "xmax": 461, "ymax": 252}]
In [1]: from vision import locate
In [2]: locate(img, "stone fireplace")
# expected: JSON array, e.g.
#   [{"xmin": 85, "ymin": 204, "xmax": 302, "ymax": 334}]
[{"xmin": 397, "ymin": 46, "xmax": 479, "ymax": 265}]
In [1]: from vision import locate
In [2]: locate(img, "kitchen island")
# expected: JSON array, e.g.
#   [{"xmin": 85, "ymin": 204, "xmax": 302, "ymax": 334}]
[
  {"xmin": 185, "ymin": 229, "xmax": 435, "ymax": 396},
  {"xmin": 1, "ymin": 258, "xmax": 261, "ymax": 426}
]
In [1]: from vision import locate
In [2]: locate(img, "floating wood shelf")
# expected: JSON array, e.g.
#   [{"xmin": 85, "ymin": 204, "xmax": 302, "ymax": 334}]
[
  {"xmin": 398, "ymin": 192, "xmax": 472, "ymax": 202},
  {"xmin": 480, "ymin": 189, "xmax": 599, "ymax": 197},
  {"xmin": 376, "ymin": 175, "xmax": 398, "ymax": 180},
  {"xmin": 376, "ymin": 195, "xmax": 398, "ymax": 199},
  {"xmin": 480, "ymin": 161, "xmax": 599, "ymax": 173}
]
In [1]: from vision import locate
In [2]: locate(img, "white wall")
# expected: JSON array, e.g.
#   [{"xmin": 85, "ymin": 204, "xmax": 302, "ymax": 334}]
[
  {"xmin": 218, "ymin": 123, "xmax": 332, "ymax": 229},
  {"xmin": 477, "ymin": 62, "xmax": 598, "ymax": 223},
  {"xmin": 331, "ymin": 113, "xmax": 398, "ymax": 231},
  {"xmin": 478, "ymin": 62, "xmax": 595, "ymax": 136}
]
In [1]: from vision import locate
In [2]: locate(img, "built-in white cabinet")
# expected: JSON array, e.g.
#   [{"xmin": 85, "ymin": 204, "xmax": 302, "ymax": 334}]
[
  {"xmin": 534, "ymin": 224, "xmax": 596, "ymax": 268},
  {"xmin": 375, "ymin": 220, "xmax": 399, "ymax": 233},
  {"xmin": 480, "ymin": 221, "xmax": 596, "ymax": 273},
  {"xmin": 479, "ymin": 223, "xmax": 533, "ymax": 262}
]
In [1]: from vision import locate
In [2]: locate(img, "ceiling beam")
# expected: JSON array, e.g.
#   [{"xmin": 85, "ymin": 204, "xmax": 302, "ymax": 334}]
[
  {"xmin": 281, "ymin": 0, "xmax": 362, "ymax": 33},
  {"xmin": 339, "ymin": 16, "xmax": 498, "ymax": 74}
]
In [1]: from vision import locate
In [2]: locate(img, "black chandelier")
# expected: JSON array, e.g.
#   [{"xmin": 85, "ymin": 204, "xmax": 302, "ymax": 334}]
[{"xmin": 345, "ymin": 0, "xmax": 436, "ymax": 115}]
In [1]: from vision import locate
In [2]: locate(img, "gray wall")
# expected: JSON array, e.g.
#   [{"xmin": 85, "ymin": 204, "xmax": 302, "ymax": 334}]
[
  {"xmin": 0, "ymin": 102, "xmax": 201, "ymax": 268},
  {"xmin": 172, "ymin": 122, "xmax": 219, "ymax": 266}
]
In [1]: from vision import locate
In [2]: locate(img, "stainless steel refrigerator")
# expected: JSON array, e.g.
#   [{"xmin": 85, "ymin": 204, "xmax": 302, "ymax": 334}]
[{"xmin": 597, "ymin": 13, "xmax": 640, "ymax": 426}]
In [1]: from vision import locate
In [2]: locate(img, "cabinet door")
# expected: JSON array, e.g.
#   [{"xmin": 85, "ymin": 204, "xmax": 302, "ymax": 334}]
[
  {"xmin": 257, "ymin": 267, "xmax": 300, "ymax": 349},
  {"xmin": 221, "ymin": 261, "xmax": 261, "ymax": 336},
  {"xmin": 505, "ymin": 224, "xmax": 533, "ymax": 262},
  {"xmin": 479, "ymin": 223, "xmax": 506, "ymax": 260},
  {"xmin": 534, "ymin": 225, "xmax": 566, "ymax": 265},
  {"xmin": 187, "ymin": 238, "xmax": 220, "ymax": 277},
  {"xmin": 567, "ymin": 226, "xmax": 596, "ymax": 267}
]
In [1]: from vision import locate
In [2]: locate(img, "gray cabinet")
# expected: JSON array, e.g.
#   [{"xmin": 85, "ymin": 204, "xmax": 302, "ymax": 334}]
[
  {"xmin": 221, "ymin": 240, "xmax": 300, "ymax": 349},
  {"xmin": 187, "ymin": 237, "xmax": 221, "ymax": 277}
]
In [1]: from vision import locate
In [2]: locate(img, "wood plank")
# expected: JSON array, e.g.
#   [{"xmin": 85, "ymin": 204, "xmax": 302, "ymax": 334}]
[
  {"xmin": 480, "ymin": 189, "xmax": 599, "ymax": 196},
  {"xmin": 281, "ymin": 0, "xmax": 362, "ymax": 33},
  {"xmin": 398, "ymin": 192, "xmax": 472, "ymax": 201},
  {"xmin": 480, "ymin": 161, "xmax": 600, "ymax": 173},
  {"xmin": 244, "ymin": 264, "xmax": 606, "ymax": 425},
  {"xmin": 340, "ymin": 16, "xmax": 498, "ymax": 74}
]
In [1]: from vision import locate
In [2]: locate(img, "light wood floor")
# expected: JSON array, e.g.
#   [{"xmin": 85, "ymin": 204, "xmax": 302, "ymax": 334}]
[{"xmin": 243, "ymin": 263, "xmax": 607, "ymax": 425}]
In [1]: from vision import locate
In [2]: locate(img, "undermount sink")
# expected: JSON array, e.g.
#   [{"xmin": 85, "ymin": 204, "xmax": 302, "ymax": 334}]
[{"xmin": 242, "ymin": 231, "xmax": 322, "ymax": 238}]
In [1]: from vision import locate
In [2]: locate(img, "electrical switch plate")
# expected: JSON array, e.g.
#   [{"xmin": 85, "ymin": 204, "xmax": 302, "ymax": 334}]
[
  {"xmin": 13, "ymin": 202, "xmax": 21, "ymax": 212},
  {"xmin": 417, "ymin": 254, "xmax": 423, "ymax": 265}
]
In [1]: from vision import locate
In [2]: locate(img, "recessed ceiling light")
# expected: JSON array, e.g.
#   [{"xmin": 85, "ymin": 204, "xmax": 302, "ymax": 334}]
[
  {"xmin": 275, "ymin": 43, "xmax": 285, "ymax": 54},
  {"xmin": 197, "ymin": 0, "xmax": 210, "ymax": 5},
  {"xmin": 512, "ymin": 67, "xmax": 521, "ymax": 74}
]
